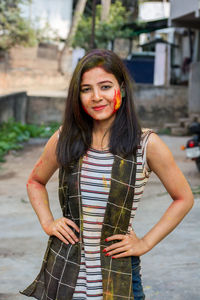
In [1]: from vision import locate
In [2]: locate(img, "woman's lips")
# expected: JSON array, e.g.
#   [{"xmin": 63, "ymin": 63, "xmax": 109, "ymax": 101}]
[{"xmin": 93, "ymin": 105, "xmax": 107, "ymax": 111}]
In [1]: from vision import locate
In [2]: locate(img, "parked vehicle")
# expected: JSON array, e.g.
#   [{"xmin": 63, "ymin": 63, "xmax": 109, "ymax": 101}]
[{"xmin": 183, "ymin": 122, "xmax": 200, "ymax": 172}]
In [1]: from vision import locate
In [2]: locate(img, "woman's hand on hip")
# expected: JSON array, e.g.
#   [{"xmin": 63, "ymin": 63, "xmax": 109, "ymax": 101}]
[
  {"xmin": 42, "ymin": 217, "xmax": 80, "ymax": 245},
  {"xmin": 103, "ymin": 228, "xmax": 149, "ymax": 258}
]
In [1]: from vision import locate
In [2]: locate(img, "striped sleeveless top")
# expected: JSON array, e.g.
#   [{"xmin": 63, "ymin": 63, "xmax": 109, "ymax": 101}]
[{"xmin": 72, "ymin": 130, "xmax": 153, "ymax": 299}]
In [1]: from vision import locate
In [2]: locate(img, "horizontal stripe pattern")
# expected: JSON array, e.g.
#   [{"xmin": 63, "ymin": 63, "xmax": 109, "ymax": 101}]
[{"xmin": 73, "ymin": 141, "xmax": 150, "ymax": 299}]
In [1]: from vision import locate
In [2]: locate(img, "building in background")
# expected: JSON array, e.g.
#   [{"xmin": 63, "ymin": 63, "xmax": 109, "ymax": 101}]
[
  {"xmin": 169, "ymin": 0, "xmax": 200, "ymax": 115},
  {"xmin": 123, "ymin": 0, "xmax": 171, "ymax": 85}
]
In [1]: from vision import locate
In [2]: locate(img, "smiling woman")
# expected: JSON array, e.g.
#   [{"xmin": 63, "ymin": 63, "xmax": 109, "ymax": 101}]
[
  {"xmin": 20, "ymin": 49, "xmax": 194, "ymax": 300},
  {"xmin": 80, "ymin": 67, "xmax": 122, "ymax": 126}
]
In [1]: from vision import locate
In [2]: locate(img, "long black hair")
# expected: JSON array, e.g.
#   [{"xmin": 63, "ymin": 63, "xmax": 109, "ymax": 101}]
[{"xmin": 57, "ymin": 49, "xmax": 141, "ymax": 168}]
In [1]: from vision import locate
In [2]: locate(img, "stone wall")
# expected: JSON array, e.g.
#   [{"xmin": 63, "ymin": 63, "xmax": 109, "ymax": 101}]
[{"xmin": 0, "ymin": 85, "xmax": 188, "ymax": 128}]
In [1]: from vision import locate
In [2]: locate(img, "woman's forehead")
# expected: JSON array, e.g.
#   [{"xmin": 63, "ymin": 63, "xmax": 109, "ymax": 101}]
[{"xmin": 81, "ymin": 67, "xmax": 118, "ymax": 84}]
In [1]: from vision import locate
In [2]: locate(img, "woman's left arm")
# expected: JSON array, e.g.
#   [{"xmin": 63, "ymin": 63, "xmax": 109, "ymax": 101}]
[
  {"xmin": 138, "ymin": 133, "xmax": 194, "ymax": 253},
  {"xmin": 104, "ymin": 133, "xmax": 194, "ymax": 257}
]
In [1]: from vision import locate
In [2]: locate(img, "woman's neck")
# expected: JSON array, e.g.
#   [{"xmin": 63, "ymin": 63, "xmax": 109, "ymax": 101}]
[{"xmin": 92, "ymin": 120, "xmax": 112, "ymax": 150}]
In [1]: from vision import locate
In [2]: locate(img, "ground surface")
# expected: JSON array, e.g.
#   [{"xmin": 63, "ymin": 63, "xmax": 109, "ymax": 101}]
[{"xmin": 0, "ymin": 135, "xmax": 199, "ymax": 300}]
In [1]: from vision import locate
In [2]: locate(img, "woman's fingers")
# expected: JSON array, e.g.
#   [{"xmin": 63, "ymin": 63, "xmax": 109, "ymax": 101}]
[
  {"xmin": 103, "ymin": 230, "xmax": 138, "ymax": 257},
  {"xmin": 58, "ymin": 227, "xmax": 77, "ymax": 244},
  {"xmin": 60, "ymin": 223, "xmax": 79, "ymax": 243},
  {"xmin": 55, "ymin": 231, "xmax": 69, "ymax": 245},
  {"xmin": 104, "ymin": 240, "xmax": 126, "ymax": 252},
  {"xmin": 105, "ymin": 234, "xmax": 125, "ymax": 242},
  {"xmin": 106, "ymin": 245, "xmax": 128, "ymax": 256},
  {"xmin": 46, "ymin": 217, "xmax": 80, "ymax": 245},
  {"xmin": 64, "ymin": 218, "xmax": 80, "ymax": 233}
]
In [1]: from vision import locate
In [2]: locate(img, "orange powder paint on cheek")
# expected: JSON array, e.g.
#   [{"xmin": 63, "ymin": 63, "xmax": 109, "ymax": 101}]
[{"xmin": 113, "ymin": 89, "xmax": 122, "ymax": 114}]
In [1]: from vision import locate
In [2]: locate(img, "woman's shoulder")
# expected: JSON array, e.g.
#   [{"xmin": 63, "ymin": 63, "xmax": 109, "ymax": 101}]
[
  {"xmin": 141, "ymin": 128, "xmax": 155, "ymax": 142},
  {"xmin": 58, "ymin": 125, "xmax": 62, "ymax": 138}
]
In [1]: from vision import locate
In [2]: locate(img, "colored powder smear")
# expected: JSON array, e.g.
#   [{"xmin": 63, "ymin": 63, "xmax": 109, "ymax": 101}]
[
  {"xmin": 82, "ymin": 104, "xmax": 90, "ymax": 116},
  {"xmin": 113, "ymin": 89, "xmax": 122, "ymax": 113},
  {"xmin": 32, "ymin": 159, "xmax": 43, "ymax": 177},
  {"xmin": 82, "ymin": 103, "xmax": 99, "ymax": 120},
  {"xmin": 102, "ymin": 175, "xmax": 108, "ymax": 189},
  {"xmin": 105, "ymin": 277, "xmax": 114, "ymax": 300},
  {"xmin": 120, "ymin": 159, "xmax": 124, "ymax": 168}
]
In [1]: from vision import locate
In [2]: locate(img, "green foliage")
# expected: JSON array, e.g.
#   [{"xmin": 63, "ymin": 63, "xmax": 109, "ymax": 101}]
[
  {"xmin": 0, "ymin": 0, "xmax": 38, "ymax": 50},
  {"xmin": 157, "ymin": 128, "xmax": 171, "ymax": 135},
  {"xmin": 0, "ymin": 120, "xmax": 60, "ymax": 162},
  {"xmin": 72, "ymin": 1, "xmax": 133, "ymax": 51}
]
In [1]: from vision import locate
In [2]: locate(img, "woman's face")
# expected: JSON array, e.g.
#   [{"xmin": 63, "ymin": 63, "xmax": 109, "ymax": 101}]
[{"xmin": 80, "ymin": 67, "xmax": 122, "ymax": 124}]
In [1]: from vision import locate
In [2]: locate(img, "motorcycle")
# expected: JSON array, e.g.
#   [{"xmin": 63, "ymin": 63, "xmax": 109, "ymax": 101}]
[{"xmin": 183, "ymin": 122, "xmax": 200, "ymax": 172}]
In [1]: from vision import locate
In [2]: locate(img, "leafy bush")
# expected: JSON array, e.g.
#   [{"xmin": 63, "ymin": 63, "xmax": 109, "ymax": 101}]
[
  {"xmin": 0, "ymin": 120, "xmax": 60, "ymax": 162},
  {"xmin": 0, "ymin": 0, "xmax": 38, "ymax": 50}
]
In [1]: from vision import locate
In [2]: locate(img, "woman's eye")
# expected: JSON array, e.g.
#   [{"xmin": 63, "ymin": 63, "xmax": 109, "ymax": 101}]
[
  {"xmin": 101, "ymin": 85, "xmax": 111, "ymax": 90},
  {"xmin": 81, "ymin": 87, "xmax": 91, "ymax": 93}
]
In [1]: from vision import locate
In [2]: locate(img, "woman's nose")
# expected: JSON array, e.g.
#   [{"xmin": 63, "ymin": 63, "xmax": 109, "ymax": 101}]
[{"xmin": 92, "ymin": 88, "xmax": 102, "ymax": 101}]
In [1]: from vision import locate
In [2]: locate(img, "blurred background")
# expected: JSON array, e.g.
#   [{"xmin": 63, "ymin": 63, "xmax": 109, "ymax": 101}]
[
  {"xmin": 0, "ymin": 1, "xmax": 200, "ymax": 299},
  {"xmin": 1, "ymin": 0, "xmax": 200, "ymax": 132}
]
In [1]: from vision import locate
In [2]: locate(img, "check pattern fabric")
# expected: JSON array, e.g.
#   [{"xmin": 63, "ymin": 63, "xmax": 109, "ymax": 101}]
[{"xmin": 20, "ymin": 130, "xmax": 153, "ymax": 300}]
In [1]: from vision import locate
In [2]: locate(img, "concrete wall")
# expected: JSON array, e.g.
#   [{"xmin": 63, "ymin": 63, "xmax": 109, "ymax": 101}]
[
  {"xmin": 135, "ymin": 84, "xmax": 188, "ymax": 128},
  {"xmin": 27, "ymin": 95, "xmax": 66, "ymax": 124},
  {"xmin": 0, "ymin": 92, "xmax": 27, "ymax": 124},
  {"xmin": 0, "ymin": 85, "xmax": 188, "ymax": 128},
  {"xmin": 188, "ymin": 62, "xmax": 200, "ymax": 114}
]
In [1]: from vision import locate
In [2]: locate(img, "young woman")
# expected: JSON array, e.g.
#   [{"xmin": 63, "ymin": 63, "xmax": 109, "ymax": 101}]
[{"xmin": 20, "ymin": 49, "xmax": 194, "ymax": 300}]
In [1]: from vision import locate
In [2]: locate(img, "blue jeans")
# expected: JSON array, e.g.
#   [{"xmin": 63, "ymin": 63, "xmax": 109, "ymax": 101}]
[{"xmin": 132, "ymin": 256, "xmax": 145, "ymax": 300}]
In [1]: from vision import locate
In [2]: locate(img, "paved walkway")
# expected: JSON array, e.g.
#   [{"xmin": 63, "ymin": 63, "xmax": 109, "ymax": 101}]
[{"xmin": 0, "ymin": 136, "xmax": 199, "ymax": 300}]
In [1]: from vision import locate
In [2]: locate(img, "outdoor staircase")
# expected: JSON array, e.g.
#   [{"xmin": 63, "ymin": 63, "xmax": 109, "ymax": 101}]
[{"xmin": 164, "ymin": 114, "xmax": 200, "ymax": 136}]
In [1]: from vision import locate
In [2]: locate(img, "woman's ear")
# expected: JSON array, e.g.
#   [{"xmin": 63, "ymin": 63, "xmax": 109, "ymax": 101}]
[
  {"xmin": 120, "ymin": 83, "xmax": 125, "ymax": 98},
  {"xmin": 120, "ymin": 88, "xmax": 125, "ymax": 98}
]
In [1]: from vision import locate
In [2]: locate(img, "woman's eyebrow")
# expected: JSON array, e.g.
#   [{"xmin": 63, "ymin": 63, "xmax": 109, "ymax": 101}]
[
  {"xmin": 98, "ymin": 80, "xmax": 113, "ymax": 84},
  {"xmin": 81, "ymin": 83, "xmax": 90, "ymax": 87},
  {"xmin": 81, "ymin": 80, "xmax": 113, "ymax": 87}
]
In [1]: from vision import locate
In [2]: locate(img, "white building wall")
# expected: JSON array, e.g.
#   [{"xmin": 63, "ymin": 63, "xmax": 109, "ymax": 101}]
[
  {"xmin": 139, "ymin": 1, "xmax": 170, "ymax": 21},
  {"xmin": 139, "ymin": 1, "xmax": 170, "ymax": 45},
  {"xmin": 20, "ymin": 0, "xmax": 72, "ymax": 39},
  {"xmin": 170, "ymin": 0, "xmax": 200, "ymax": 20}
]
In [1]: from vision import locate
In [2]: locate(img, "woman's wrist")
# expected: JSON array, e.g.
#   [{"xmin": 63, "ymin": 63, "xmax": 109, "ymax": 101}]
[
  {"xmin": 140, "ymin": 236, "xmax": 153, "ymax": 255},
  {"xmin": 40, "ymin": 218, "xmax": 54, "ymax": 231}
]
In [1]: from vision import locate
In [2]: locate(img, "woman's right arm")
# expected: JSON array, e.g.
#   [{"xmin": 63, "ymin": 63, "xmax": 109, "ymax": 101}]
[{"xmin": 26, "ymin": 130, "xmax": 79, "ymax": 245}]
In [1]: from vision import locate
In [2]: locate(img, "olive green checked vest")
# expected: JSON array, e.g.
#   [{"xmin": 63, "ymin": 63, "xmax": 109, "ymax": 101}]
[{"xmin": 20, "ymin": 149, "xmax": 141, "ymax": 300}]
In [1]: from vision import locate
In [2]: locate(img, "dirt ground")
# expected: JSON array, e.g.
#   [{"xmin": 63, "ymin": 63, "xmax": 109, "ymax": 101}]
[{"xmin": 0, "ymin": 135, "xmax": 200, "ymax": 300}]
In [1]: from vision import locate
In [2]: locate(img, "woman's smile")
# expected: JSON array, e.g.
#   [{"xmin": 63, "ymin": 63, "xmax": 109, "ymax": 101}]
[{"xmin": 93, "ymin": 104, "xmax": 107, "ymax": 111}]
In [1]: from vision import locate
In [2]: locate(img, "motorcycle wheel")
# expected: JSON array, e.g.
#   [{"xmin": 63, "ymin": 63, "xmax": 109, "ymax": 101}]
[{"xmin": 196, "ymin": 157, "xmax": 200, "ymax": 172}]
